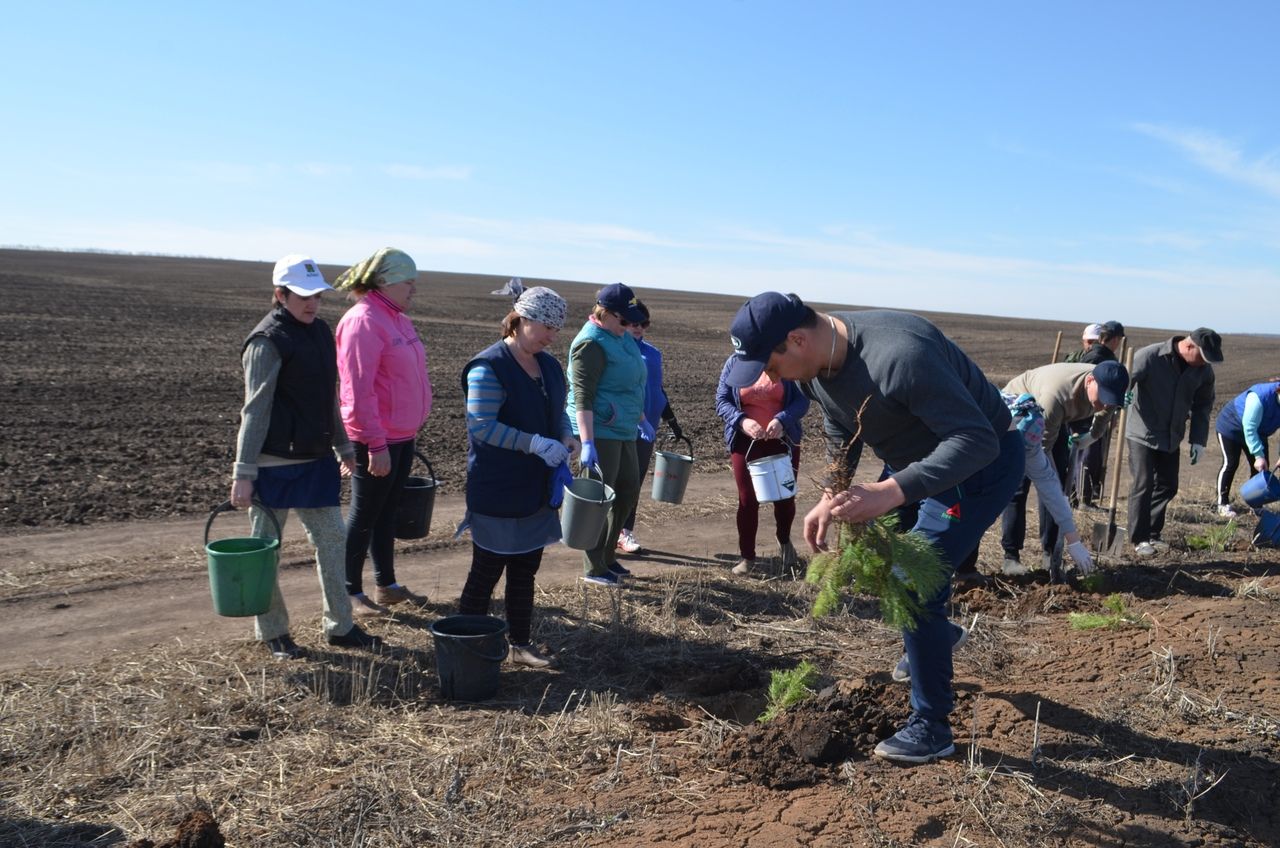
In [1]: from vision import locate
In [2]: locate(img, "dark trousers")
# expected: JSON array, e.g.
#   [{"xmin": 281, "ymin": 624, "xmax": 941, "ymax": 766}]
[
  {"xmin": 729, "ymin": 433, "xmax": 799, "ymax": 560},
  {"xmin": 1127, "ymin": 439, "xmax": 1180, "ymax": 544},
  {"xmin": 622, "ymin": 437, "xmax": 656, "ymax": 531},
  {"xmin": 1000, "ymin": 429, "xmax": 1069, "ymax": 561},
  {"xmin": 459, "ymin": 544, "xmax": 543, "ymax": 645},
  {"xmin": 344, "ymin": 441, "xmax": 415, "ymax": 595},
  {"xmin": 1216, "ymin": 431, "xmax": 1265, "ymax": 506}
]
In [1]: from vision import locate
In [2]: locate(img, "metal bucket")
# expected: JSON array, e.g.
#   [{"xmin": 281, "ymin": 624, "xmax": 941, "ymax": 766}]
[
  {"xmin": 396, "ymin": 451, "xmax": 439, "ymax": 539},
  {"xmin": 1241, "ymin": 471, "xmax": 1280, "ymax": 509},
  {"xmin": 1253, "ymin": 510, "xmax": 1280, "ymax": 547},
  {"xmin": 651, "ymin": 435, "xmax": 694, "ymax": 504},
  {"xmin": 747, "ymin": 450, "xmax": 796, "ymax": 503},
  {"xmin": 204, "ymin": 501, "xmax": 281, "ymax": 617},
  {"xmin": 430, "ymin": 615, "xmax": 510, "ymax": 701},
  {"xmin": 560, "ymin": 468, "xmax": 616, "ymax": 550}
]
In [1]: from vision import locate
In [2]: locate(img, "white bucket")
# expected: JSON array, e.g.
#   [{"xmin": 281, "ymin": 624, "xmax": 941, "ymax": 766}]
[{"xmin": 747, "ymin": 453, "xmax": 796, "ymax": 503}]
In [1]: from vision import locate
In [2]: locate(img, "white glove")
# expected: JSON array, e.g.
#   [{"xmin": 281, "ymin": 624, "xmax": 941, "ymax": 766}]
[
  {"xmin": 1065, "ymin": 540, "xmax": 1094, "ymax": 574},
  {"xmin": 529, "ymin": 434, "xmax": 570, "ymax": 468},
  {"xmin": 1189, "ymin": 444, "xmax": 1204, "ymax": 465}
]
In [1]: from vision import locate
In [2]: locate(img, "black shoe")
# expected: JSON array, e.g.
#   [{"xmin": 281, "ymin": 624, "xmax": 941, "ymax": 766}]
[
  {"xmin": 607, "ymin": 562, "xmax": 632, "ymax": 577},
  {"xmin": 264, "ymin": 634, "xmax": 305, "ymax": 660},
  {"xmin": 327, "ymin": 624, "xmax": 385, "ymax": 651}
]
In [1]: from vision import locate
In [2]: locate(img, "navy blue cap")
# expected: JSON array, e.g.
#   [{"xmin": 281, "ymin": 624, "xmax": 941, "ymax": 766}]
[
  {"xmin": 724, "ymin": 292, "xmax": 809, "ymax": 387},
  {"xmin": 1190, "ymin": 327, "xmax": 1223, "ymax": 363},
  {"xmin": 1091, "ymin": 360, "xmax": 1130, "ymax": 407},
  {"xmin": 596, "ymin": 282, "xmax": 646, "ymax": 323}
]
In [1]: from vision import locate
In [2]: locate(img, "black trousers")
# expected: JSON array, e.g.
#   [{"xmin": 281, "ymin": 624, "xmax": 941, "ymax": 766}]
[
  {"xmin": 1216, "ymin": 431, "xmax": 1265, "ymax": 506},
  {"xmin": 344, "ymin": 441, "xmax": 415, "ymax": 595},
  {"xmin": 1127, "ymin": 440, "xmax": 1180, "ymax": 544},
  {"xmin": 458, "ymin": 544, "xmax": 544, "ymax": 646}
]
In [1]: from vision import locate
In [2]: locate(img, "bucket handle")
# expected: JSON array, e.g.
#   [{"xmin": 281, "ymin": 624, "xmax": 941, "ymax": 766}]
[
  {"xmin": 744, "ymin": 435, "xmax": 794, "ymax": 463},
  {"xmin": 662, "ymin": 433, "xmax": 695, "ymax": 460},
  {"xmin": 204, "ymin": 498, "xmax": 283, "ymax": 547},
  {"xmin": 456, "ymin": 637, "xmax": 511, "ymax": 664},
  {"xmin": 410, "ymin": 450, "xmax": 438, "ymax": 484},
  {"xmin": 577, "ymin": 463, "xmax": 605, "ymax": 482}
]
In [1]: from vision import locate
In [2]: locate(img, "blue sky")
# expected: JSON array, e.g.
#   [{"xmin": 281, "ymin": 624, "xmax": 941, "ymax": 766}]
[{"xmin": 3, "ymin": 2, "xmax": 1279, "ymax": 332}]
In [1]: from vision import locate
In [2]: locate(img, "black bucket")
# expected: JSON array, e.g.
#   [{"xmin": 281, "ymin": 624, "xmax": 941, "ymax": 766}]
[
  {"xmin": 430, "ymin": 614, "xmax": 509, "ymax": 701},
  {"xmin": 395, "ymin": 451, "xmax": 438, "ymax": 540}
]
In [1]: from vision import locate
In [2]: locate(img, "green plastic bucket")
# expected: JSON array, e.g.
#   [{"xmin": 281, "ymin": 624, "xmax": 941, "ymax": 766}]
[
  {"xmin": 560, "ymin": 468, "xmax": 615, "ymax": 550},
  {"xmin": 430, "ymin": 615, "xmax": 510, "ymax": 701},
  {"xmin": 651, "ymin": 435, "xmax": 694, "ymax": 504},
  {"xmin": 204, "ymin": 501, "xmax": 281, "ymax": 617}
]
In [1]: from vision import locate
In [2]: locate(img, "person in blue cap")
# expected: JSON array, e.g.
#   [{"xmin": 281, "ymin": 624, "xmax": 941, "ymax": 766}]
[
  {"xmin": 566, "ymin": 283, "xmax": 648, "ymax": 585},
  {"xmin": 1213, "ymin": 379, "xmax": 1280, "ymax": 518},
  {"xmin": 724, "ymin": 292, "xmax": 1024, "ymax": 764}
]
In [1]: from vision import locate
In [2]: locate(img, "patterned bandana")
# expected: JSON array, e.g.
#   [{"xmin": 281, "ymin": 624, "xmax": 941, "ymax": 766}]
[
  {"xmin": 513, "ymin": 286, "xmax": 567, "ymax": 329},
  {"xmin": 334, "ymin": 247, "xmax": 417, "ymax": 291},
  {"xmin": 1002, "ymin": 391, "xmax": 1045, "ymax": 449}
]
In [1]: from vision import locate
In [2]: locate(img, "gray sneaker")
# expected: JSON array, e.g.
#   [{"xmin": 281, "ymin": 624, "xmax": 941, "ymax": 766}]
[
  {"xmin": 1001, "ymin": 557, "xmax": 1029, "ymax": 576},
  {"xmin": 873, "ymin": 713, "xmax": 956, "ymax": 764},
  {"xmin": 892, "ymin": 620, "xmax": 970, "ymax": 683}
]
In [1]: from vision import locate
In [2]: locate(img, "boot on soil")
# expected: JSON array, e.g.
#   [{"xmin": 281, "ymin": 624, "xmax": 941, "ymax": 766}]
[
  {"xmin": 327, "ymin": 623, "xmax": 385, "ymax": 652},
  {"xmin": 873, "ymin": 713, "xmax": 956, "ymax": 764},
  {"xmin": 1133, "ymin": 541, "xmax": 1156, "ymax": 558},
  {"xmin": 1001, "ymin": 556, "xmax": 1029, "ymax": 576},
  {"xmin": 731, "ymin": 557, "xmax": 754, "ymax": 576},
  {"xmin": 350, "ymin": 593, "xmax": 390, "ymax": 618},
  {"xmin": 264, "ymin": 634, "xmax": 305, "ymax": 660},
  {"xmin": 508, "ymin": 643, "xmax": 553, "ymax": 668},
  {"xmin": 374, "ymin": 583, "xmax": 429, "ymax": 608}
]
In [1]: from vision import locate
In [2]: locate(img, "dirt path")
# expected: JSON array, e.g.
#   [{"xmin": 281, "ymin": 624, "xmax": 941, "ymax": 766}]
[{"xmin": 0, "ymin": 470, "xmax": 763, "ymax": 671}]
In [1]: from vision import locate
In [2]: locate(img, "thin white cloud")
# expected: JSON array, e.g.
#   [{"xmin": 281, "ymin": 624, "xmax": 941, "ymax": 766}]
[
  {"xmin": 383, "ymin": 164, "xmax": 472, "ymax": 181},
  {"xmin": 1134, "ymin": 122, "xmax": 1280, "ymax": 199}
]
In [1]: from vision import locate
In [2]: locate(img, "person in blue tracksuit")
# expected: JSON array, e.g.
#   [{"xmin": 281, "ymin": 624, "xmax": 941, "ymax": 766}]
[{"xmin": 1214, "ymin": 380, "xmax": 1280, "ymax": 517}]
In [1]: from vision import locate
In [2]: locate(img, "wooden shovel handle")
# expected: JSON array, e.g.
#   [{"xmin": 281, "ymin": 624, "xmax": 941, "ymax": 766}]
[{"xmin": 1105, "ymin": 347, "xmax": 1137, "ymax": 512}]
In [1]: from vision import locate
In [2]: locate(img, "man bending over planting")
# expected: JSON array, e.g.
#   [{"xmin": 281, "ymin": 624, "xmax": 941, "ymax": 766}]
[{"xmin": 723, "ymin": 293, "xmax": 1024, "ymax": 764}]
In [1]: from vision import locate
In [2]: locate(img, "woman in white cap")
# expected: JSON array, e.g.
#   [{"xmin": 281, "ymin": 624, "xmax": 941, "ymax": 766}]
[
  {"xmin": 566, "ymin": 283, "xmax": 648, "ymax": 585},
  {"xmin": 456, "ymin": 285, "xmax": 579, "ymax": 667},
  {"xmin": 334, "ymin": 248, "xmax": 433, "ymax": 617},
  {"xmin": 229, "ymin": 255, "xmax": 384, "ymax": 659}
]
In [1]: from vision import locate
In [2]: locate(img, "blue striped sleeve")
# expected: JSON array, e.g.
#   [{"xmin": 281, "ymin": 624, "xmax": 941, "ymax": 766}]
[{"xmin": 465, "ymin": 362, "xmax": 534, "ymax": 452}]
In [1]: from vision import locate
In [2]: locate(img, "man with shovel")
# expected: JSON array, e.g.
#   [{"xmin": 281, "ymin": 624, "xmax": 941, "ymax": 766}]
[
  {"xmin": 1126, "ymin": 328, "xmax": 1222, "ymax": 557},
  {"xmin": 723, "ymin": 292, "xmax": 1024, "ymax": 765},
  {"xmin": 998, "ymin": 360, "xmax": 1129, "ymax": 577}
]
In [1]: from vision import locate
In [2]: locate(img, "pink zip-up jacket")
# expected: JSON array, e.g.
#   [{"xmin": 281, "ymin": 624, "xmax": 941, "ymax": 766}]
[{"xmin": 335, "ymin": 290, "xmax": 432, "ymax": 452}]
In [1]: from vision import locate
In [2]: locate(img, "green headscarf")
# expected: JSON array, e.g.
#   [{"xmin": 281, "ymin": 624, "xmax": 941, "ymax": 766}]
[{"xmin": 334, "ymin": 247, "xmax": 417, "ymax": 292}]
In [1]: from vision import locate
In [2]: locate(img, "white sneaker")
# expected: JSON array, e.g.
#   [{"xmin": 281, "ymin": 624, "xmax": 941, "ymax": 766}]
[
  {"xmin": 1001, "ymin": 557, "xmax": 1029, "ymax": 576},
  {"xmin": 1150, "ymin": 538, "xmax": 1170, "ymax": 552},
  {"xmin": 1217, "ymin": 504, "xmax": 1238, "ymax": 519},
  {"xmin": 616, "ymin": 529, "xmax": 642, "ymax": 554},
  {"xmin": 731, "ymin": 558, "xmax": 753, "ymax": 576},
  {"xmin": 1134, "ymin": 542, "xmax": 1156, "ymax": 557}
]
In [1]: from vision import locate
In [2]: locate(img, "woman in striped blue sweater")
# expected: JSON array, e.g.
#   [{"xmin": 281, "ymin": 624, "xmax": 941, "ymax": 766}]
[{"xmin": 456, "ymin": 286, "xmax": 579, "ymax": 667}]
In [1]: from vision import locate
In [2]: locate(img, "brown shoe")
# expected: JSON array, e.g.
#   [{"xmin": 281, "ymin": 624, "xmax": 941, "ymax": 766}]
[
  {"xmin": 374, "ymin": 584, "xmax": 429, "ymax": 608},
  {"xmin": 508, "ymin": 644, "xmax": 552, "ymax": 668},
  {"xmin": 350, "ymin": 593, "xmax": 389, "ymax": 619}
]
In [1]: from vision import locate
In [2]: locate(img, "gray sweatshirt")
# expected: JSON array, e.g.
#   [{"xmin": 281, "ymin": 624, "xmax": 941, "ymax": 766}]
[{"xmin": 803, "ymin": 310, "xmax": 1010, "ymax": 504}]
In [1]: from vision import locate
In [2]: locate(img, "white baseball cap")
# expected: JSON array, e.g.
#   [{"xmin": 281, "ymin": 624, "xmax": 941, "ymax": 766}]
[
  {"xmin": 1082, "ymin": 323, "xmax": 1103, "ymax": 341},
  {"xmin": 272, "ymin": 254, "xmax": 333, "ymax": 296}
]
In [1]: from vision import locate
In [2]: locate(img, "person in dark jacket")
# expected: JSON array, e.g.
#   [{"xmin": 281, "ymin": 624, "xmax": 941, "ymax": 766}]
[
  {"xmin": 1073, "ymin": 320, "xmax": 1126, "ymax": 505},
  {"xmin": 1214, "ymin": 380, "xmax": 1280, "ymax": 518},
  {"xmin": 230, "ymin": 255, "xmax": 383, "ymax": 659},
  {"xmin": 715, "ymin": 354, "xmax": 810, "ymax": 575},
  {"xmin": 456, "ymin": 286, "xmax": 578, "ymax": 668},
  {"xmin": 1126, "ymin": 328, "xmax": 1221, "ymax": 556}
]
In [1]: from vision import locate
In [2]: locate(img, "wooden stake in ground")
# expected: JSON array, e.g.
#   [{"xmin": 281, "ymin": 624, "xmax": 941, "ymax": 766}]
[{"xmin": 1050, "ymin": 330, "xmax": 1063, "ymax": 363}]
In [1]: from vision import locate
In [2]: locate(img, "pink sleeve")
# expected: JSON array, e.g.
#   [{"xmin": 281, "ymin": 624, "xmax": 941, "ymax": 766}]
[{"xmin": 337, "ymin": 313, "xmax": 389, "ymax": 451}]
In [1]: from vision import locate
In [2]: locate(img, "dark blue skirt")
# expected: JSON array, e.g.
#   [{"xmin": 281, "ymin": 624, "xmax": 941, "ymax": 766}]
[{"xmin": 255, "ymin": 456, "xmax": 341, "ymax": 509}]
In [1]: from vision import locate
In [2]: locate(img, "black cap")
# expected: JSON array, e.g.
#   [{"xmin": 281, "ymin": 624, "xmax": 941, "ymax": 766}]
[
  {"xmin": 1190, "ymin": 327, "xmax": 1224, "ymax": 363},
  {"xmin": 724, "ymin": 292, "xmax": 810, "ymax": 387},
  {"xmin": 1100, "ymin": 320, "xmax": 1125, "ymax": 338},
  {"xmin": 596, "ymin": 282, "xmax": 645, "ymax": 323},
  {"xmin": 1091, "ymin": 361, "xmax": 1130, "ymax": 407}
]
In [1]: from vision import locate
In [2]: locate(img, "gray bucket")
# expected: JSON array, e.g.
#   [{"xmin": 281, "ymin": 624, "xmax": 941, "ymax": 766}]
[
  {"xmin": 430, "ymin": 615, "xmax": 509, "ymax": 701},
  {"xmin": 560, "ymin": 470, "xmax": 616, "ymax": 550},
  {"xmin": 651, "ymin": 436, "xmax": 694, "ymax": 504}
]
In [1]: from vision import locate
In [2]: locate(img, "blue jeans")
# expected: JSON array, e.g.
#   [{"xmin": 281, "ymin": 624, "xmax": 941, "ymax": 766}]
[{"xmin": 890, "ymin": 429, "xmax": 1025, "ymax": 726}]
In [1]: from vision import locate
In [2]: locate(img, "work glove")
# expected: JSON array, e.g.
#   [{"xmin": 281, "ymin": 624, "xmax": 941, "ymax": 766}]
[
  {"xmin": 1065, "ymin": 540, "xmax": 1094, "ymax": 575},
  {"xmin": 1068, "ymin": 432, "xmax": 1095, "ymax": 450},
  {"xmin": 638, "ymin": 420, "xmax": 656, "ymax": 442},
  {"xmin": 1189, "ymin": 443, "xmax": 1204, "ymax": 466},
  {"xmin": 667, "ymin": 417, "xmax": 684, "ymax": 441},
  {"xmin": 579, "ymin": 440, "xmax": 599, "ymax": 469},
  {"xmin": 1123, "ymin": 390, "xmax": 1134, "ymax": 408},
  {"xmin": 529, "ymin": 434, "xmax": 570, "ymax": 468}
]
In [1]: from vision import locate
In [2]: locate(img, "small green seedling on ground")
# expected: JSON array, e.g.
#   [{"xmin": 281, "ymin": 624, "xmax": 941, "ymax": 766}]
[
  {"xmin": 806, "ymin": 514, "xmax": 949, "ymax": 630},
  {"xmin": 1078, "ymin": 572, "xmax": 1110, "ymax": 594},
  {"xmin": 759, "ymin": 660, "xmax": 820, "ymax": 723},
  {"xmin": 1068, "ymin": 593, "xmax": 1149, "ymax": 630},
  {"xmin": 1187, "ymin": 521, "xmax": 1236, "ymax": 553}
]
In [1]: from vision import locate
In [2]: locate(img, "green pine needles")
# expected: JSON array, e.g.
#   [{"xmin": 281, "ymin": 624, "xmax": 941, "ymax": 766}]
[
  {"xmin": 805, "ymin": 514, "xmax": 950, "ymax": 630},
  {"xmin": 758, "ymin": 660, "xmax": 820, "ymax": 723}
]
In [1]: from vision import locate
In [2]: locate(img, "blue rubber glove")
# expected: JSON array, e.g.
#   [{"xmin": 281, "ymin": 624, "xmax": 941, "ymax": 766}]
[
  {"xmin": 638, "ymin": 420, "xmax": 656, "ymax": 442},
  {"xmin": 548, "ymin": 462, "xmax": 574, "ymax": 508},
  {"xmin": 579, "ymin": 440, "xmax": 598, "ymax": 469}
]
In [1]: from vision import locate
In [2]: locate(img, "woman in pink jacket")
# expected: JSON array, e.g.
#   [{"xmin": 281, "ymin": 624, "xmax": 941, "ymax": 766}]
[{"xmin": 334, "ymin": 248, "xmax": 433, "ymax": 617}]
